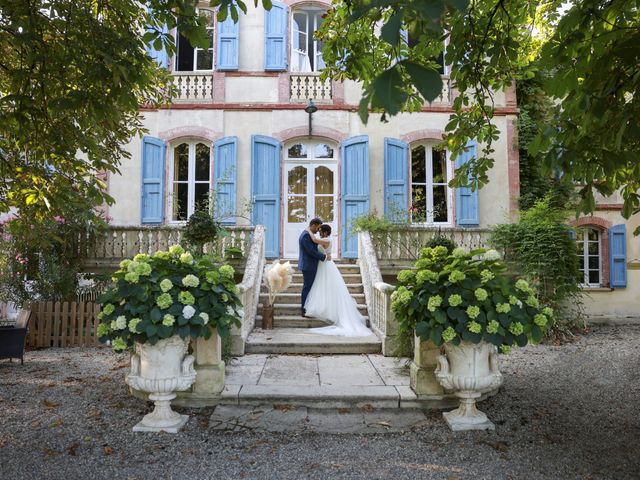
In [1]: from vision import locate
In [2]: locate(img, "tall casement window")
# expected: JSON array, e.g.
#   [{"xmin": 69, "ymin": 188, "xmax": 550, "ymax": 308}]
[
  {"xmin": 291, "ymin": 8, "xmax": 326, "ymax": 72},
  {"xmin": 171, "ymin": 141, "xmax": 211, "ymax": 221},
  {"xmin": 576, "ymin": 227, "xmax": 601, "ymax": 286},
  {"xmin": 410, "ymin": 144, "xmax": 452, "ymax": 223},
  {"xmin": 175, "ymin": 9, "xmax": 214, "ymax": 71}
]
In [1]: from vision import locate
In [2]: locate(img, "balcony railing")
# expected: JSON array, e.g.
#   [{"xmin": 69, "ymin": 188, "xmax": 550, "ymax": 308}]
[
  {"xmin": 290, "ymin": 73, "xmax": 332, "ymax": 101},
  {"xmin": 171, "ymin": 73, "xmax": 214, "ymax": 101}
]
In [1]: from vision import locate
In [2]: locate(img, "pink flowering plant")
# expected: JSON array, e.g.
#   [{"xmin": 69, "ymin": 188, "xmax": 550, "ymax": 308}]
[
  {"xmin": 97, "ymin": 245, "xmax": 241, "ymax": 352},
  {"xmin": 391, "ymin": 246, "xmax": 554, "ymax": 353}
]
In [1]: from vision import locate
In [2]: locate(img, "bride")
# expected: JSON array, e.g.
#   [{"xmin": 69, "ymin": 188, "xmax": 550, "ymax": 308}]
[{"xmin": 304, "ymin": 224, "xmax": 372, "ymax": 337}]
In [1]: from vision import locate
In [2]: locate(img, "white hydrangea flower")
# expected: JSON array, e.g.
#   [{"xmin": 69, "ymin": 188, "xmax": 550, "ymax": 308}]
[
  {"xmin": 182, "ymin": 305, "xmax": 196, "ymax": 319},
  {"xmin": 115, "ymin": 315, "xmax": 127, "ymax": 330},
  {"xmin": 160, "ymin": 278, "xmax": 173, "ymax": 293},
  {"xmin": 452, "ymin": 247, "xmax": 467, "ymax": 258},
  {"xmin": 199, "ymin": 312, "xmax": 209, "ymax": 325},
  {"xmin": 483, "ymin": 249, "xmax": 501, "ymax": 261},
  {"xmin": 182, "ymin": 274, "xmax": 200, "ymax": 288},
  {"xmin": 226, "ymin": 305, "xmax": 234, "ymax": 315}
]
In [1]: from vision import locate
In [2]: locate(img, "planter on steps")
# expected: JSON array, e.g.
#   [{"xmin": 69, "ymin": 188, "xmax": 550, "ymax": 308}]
[{"xmin": 262, "ymin": 302, "xmax": 274, "ymax": 329}]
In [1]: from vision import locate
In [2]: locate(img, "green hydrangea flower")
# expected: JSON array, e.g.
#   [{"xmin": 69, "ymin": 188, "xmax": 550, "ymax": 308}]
[
  {"xmin": 430, "ymin": 246, "xmax": 448, "ymax": 258},
  {"xmin": 467, "ymin": 321, "xmax": 482, "ymax": 333},
  {"xmin": 180, "ymin": 252, "xmax": 194, "ymax": 264},
  {"xmin": 480, "ymin": 269, "xmax": 495, "ymax": 283},
  {"xmin": 96, "ymin": 323, "xmax": 110, "ymax": 338},
  {"xmin": 119, "ymin": 259, "xmax": 131, "ymax": 270},
  {"xmin": 496, "ymin": 303, "xmax": 511, "ymax": 314},
  {"xmin": 128, "ymin": 318, "xmax": 142, "ymax": 333},
  {"xmin": 397, "ymin": 270, "xmax": 415, "ymax": 284},
  {"xmin": 508, "ymin": 322, "xmax": 524, "ymax": 336},
  {"xmin": 219, "ymin": 265, "xmax": 235, "ymax": 279},
  {"xmin": 169, "ymin": 245, "xmax": 184, "ymax": 256},
  {"xmin": 154, "ymin": 250, "xmax": 172, "ymax": 260},
  {"xmin": 133, "ymin": 253, "xmax": 150, "ymax": 263},
  {"xmin": 178, "ymin": 291, "xmax": 195, "ymax": 305},
  {"xmin": 448, "ymin": 270, "xmax": 466, "ymax": 283},
  {"xmin": 509, "ymin": 295, "xmax": 519, "ymax": 305},
  {"xmin": 486, "ymin": 320, "xmax": 500, "ymax": 334},
  {"xmin": 126, "ymin": 261, "xmax": 140, "ymax": 272},
  {"xmin": 156, "ymin": 293, "xmax": 173, "ymax": 310},
  {"xmin": 102, "ymin": 304, "xmax": 115, "ymax": 316},
  {"xmin": 419, "ymin": 247, "xmax": 433, "ymax": 259},
  {"xmin": 135, "ymin": 262, "xmax": 152, "ymax": 276},
  {"xmin": 542, "ymin": 307, "xmax": 554, "ymax": 317},
  {"xmin": 474, "ymin": 288, "xmax": 488, "ymax": 301},
  {"xmin": 500, "ymin": 345, "xmax": 512, "ymax": 354},
  {"xmin": 534, "ymin": 314, "xmax": 548, "ymax": 327},
  {"xmin": 206, "ymin": 271, "xmax": 219, "ymax": 284},
  {"xmin": 442, "ymin": 326, "xmax": 457, "ymax": 342},
  {"xmin": 199, "ymin": 312, "xmax": 209, "ymax": 325},
  {"xmin": 160, "ymin": 279, "xmax": 173, "ymax": 293},
  {"xmin": 221, "ymin": 294, "xmax": 229, "ymax": 302},
  {"xmin": 417, "ymin": 269, "xmax": 438, "ymax": 284},
  {"xmin": 414, "ymin": 258, "xmax": 434, "ymax": 270},
  {"xmin": 448, "ymin": 294, "xmax": 463, "ymax": 307},
  {"xmin": 515, "ymin": 279, "xmax": 530, "ymax": 292},
  {"xmin": 466, "ymin": 305, "xmax": 480, "ymax": 319},
  {"xmin": 110, "ymin": 320, "xmax": 117, "ymax": 330},
  {"xmin": 162, "ymin": 314, "xmax": 175, "ymax": 326},
  {"xmin": 124, "ymin": 272, "xmax": 139, "ymax": 284},
  {"xmin": 427, "ymin": 295, "xmax": 442, "ymax": 312},
  {"xmin": 525, "ymin": 296, "xmax": 539, "ymax": 308},
  {"xmin": 391, "ymin": 286, "xmax": 413, "ymax": 309},
  {"xmin": 111, "ymin": 337, "xmax": 127, "ymax": 352},
  {"xmin": 182, "ymin": 274, "xmax": 200, "ymax": 288},
  {"xmin": 452, "ymin": 247, "xmax": 467, "ymax": 258}
]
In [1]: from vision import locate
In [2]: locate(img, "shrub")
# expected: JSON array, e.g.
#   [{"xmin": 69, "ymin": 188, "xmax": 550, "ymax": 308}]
[{"xmin": 423, "ymin": 235, "xmax": 457, "ymax": 254}]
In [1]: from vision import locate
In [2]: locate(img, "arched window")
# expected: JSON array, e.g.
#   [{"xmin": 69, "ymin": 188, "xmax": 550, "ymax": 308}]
[
  {"xmin": 575, "ymin": 227, "xmax": 603, "ymax": 287},
  {"xmin": 170, "ymin": 141, "xmax": 211, "ymax": 221},
  {"xmin": 291, "ymin": 7, "xmax": 327, "ymax": 72},
  {"xmin": 175, "ymin": 9, "xmax": 215, "ymax": 71},
  {"xmin": 410, "ymin": 143, "xmax": 453, "ymax": 224}
]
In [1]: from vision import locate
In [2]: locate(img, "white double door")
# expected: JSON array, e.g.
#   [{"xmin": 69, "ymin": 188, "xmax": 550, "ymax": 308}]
[{"xmin": 283, "ymin": 161, "xmax": 338, "ymax": 258}]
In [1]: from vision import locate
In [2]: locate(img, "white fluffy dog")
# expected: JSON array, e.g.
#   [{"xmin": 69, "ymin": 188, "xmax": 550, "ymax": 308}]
[{"xmin": 265, "ymin": 260, "xmax": 293, "ymax": 304}]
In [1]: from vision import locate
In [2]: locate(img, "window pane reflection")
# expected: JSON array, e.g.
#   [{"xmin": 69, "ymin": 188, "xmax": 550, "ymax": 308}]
[
  {"xmin": 432, "ymin": 149, "xmax": 447, "ymax": 183},
  {"xmin": 174, "ymin": 144, "xmax": 189, "ymax": 181},
  {"xmin": 315, "ymin": 166, "xmax": 333, "ymax": 194},
  {"xmin": 315, "ymin": 144, "xmax": 333, "ymax": 158},
  {"xmin": 288, "ymin": 166, "xmax": 307, "ymax": 194},
  {"xmin": 411, "ymin": 185, "xmax": 426, "ymax": 222},
  {"xmin": 288, "ymin": 196, "xmax": 307, "ymax": 223},
  {"xmin": 195, "ymin": 143, "xmax": 210, "ymax": 181},
  {"xmin": 411, "ymin": 146, "xmax": 426, "ymax": 183},
  {"xmin": 433, "ymin": 185, "xmax": 447, "ymax": 222},
  {"xmin": 287, "ymin": 144, "xmax": 307, "ymax": 158},
  {"xmin": 315, "ymin": 196, "xmax": 333, "ymax": 222},
  {"xmin": 174, "ymin": 183, "xmax": 188, "ymax": 221}
]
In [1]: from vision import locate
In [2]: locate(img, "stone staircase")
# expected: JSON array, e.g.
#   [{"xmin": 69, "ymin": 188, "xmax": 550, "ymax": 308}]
[{"xmin": 245, "ymin": 261, "xmax": 382, "ymax": 354}]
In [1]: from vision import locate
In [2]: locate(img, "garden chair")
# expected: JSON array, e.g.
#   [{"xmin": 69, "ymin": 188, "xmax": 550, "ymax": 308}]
[{"xmin": 0, "ymin": 309, "xmax": 31, "ymax": 365}]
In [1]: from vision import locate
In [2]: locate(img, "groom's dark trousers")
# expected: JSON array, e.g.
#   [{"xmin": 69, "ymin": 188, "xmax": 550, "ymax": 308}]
[{"xmin": 298, "ymin": 231, "xmax": 326, "ymax": 314}]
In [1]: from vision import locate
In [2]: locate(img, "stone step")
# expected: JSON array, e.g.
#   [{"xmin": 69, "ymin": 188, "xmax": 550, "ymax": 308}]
[
  {"xmin": 255, "ymin": 315, "xmax": 370, "ymax": 329},
  {"xmin": 283, "ymin": 261, "xmax": 359, "ymax": 271},
  {"xmin": 258, "ymin": 293, "xmax": 366, "ymax": 306},
  {"xmin": 259, "ymin": 303, "xmax": 368, "ymax": 317},
  {"xmin": 245, "ymin": 328, "xmax": 382, "ymax": 354},
  {"xmin": 260, "ymin": 283, "xmax": 364, "ymax": 294},
  {"xmin": 290, "ymin": 273, "xmax": 362, "ymax": 282}
]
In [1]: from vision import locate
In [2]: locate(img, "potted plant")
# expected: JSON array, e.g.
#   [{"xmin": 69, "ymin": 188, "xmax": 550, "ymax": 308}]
[
  {"xmin": 391, "ymin": 246, "xmax": 554, "ymax": 431},
  {"xmin": 262, "ymin": 261, "xmax": 293, "ymax": 329},
  {"xmin": 96, "ymin": 245, "xmax": 241, "ymax": 432}
]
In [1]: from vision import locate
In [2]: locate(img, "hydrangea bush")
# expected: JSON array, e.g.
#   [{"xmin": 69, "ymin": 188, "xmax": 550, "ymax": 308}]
[
  {"xmin": 391, "ymin": 246, "xmax": 554, "ymax": 353},
  {"xmin": 96, "ymin": 245, "xmax": 241, "ymax": 352}
]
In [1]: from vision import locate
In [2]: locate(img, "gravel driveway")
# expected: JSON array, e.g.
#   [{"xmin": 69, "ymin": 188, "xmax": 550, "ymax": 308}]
[{"xmin": 1, "ymin": 325, "xmax": 639, "ymax": 480}]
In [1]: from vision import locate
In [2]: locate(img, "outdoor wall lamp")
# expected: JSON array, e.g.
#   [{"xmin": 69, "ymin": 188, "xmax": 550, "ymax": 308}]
[{"xmin": 304, "ymin": 99, "xmax": 317, "ymax": 137}]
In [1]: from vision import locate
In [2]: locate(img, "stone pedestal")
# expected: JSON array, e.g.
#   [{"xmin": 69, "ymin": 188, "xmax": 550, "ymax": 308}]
[
  {"xmin": 409, "ymin": 334, "xmax": 445, "ymax": 396},
  {"xmin": 191, "ymin": 330, "xmax": 225, "ymax": 396}
]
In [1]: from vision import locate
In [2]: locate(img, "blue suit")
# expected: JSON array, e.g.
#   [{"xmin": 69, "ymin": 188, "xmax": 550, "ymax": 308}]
[{"xmin": 298, "ymin": 230, "xmax": 326, "ymax": 313}]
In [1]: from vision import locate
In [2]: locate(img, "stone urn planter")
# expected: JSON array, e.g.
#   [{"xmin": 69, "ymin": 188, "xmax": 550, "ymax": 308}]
[
  {"xmin": 125, "ymin": 335, "xmax": 196, "ymax": 433},
  {"xmin": 435, "ymin": 341, "xmax": 503, "ymax": 431}
]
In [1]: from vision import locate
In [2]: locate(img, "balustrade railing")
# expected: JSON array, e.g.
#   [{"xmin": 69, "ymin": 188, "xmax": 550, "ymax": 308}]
[
  {"xmin": 82, "ymin": 225, "xmax": 254, "ymax": 270},
  {"xmin": 290, "ymin": 73, "xmax": 332, "ymax": 101},
  {"xmin": 171, "ymin": 73, "xmax": 215, "ymax": 101},
  {"xmin": 372, "ymin": 227, "xmax": 491, "ymax": 262},
  {"xmin": 231, "ymin": 225, "xmax": 265, "ymax": 355},
  {"xmin": 436, "ymin": 76, "xmax": 451, "ymax": 103}
]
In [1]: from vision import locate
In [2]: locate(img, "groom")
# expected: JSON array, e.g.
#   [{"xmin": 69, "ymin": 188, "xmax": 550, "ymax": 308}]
[{"xmin": 299, "ymin": 218, "xmax": 330, "ymax": 317}]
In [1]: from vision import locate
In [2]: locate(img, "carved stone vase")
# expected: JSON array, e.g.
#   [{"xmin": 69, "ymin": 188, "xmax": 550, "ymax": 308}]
[
  {"xmin": 435, "ymin": 340, "xmax": 503, "ymax": 431},
  {"xmin": 125, "ymin": 335, "xmax": 196, "ymax": 433}
]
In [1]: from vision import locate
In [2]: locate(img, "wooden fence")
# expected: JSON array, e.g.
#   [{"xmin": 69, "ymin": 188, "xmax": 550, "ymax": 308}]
[{"xmin": 27, "ymin": 301, "xmax": 101, "ymax": 348}]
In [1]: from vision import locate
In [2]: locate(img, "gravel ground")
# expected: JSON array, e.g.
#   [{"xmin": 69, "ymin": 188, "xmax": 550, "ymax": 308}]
[{"xmin": 1, "ymin": 324, "xmax": 639, "ymax": 480}]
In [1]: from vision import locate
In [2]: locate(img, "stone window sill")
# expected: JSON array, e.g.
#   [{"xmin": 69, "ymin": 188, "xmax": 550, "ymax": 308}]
[{"xmin": 580, "ymin": 287, "xmax": 613, "ymax": 292}]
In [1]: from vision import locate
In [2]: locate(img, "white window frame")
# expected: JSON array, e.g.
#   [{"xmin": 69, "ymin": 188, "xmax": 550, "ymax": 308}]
[
  {"xmin": 290, "ymin": 7, "xmax": 326, "ymax": 73},
  {"xmin": 175, "ymin": 8, "xmax": 215, "ymax": 72},
  {"xmin": 168, "ymin": 140, "xmax": 212, "ymax": 223},
  {"xmin": 576, "ymin": 227, "xmax": 602, "ymax": 287},
  {"xmin": 409, "ymin": 143, "xmax": 454, "ymax": 225}
]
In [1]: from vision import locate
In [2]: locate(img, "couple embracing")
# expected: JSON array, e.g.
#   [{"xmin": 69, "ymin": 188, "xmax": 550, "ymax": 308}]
[{"xmin": 298, "ymin": 218, "xmax": 371, "ymax": 337}]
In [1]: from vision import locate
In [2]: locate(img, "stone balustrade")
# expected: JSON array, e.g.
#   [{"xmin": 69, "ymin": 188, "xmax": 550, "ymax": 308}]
[
  {"xmin": 171, "ymin": 73, "xmax": 215, "ymax": 101},
  {"xmin": 290, "ymin": 73, "xmax": 332, "ymax": 101}
]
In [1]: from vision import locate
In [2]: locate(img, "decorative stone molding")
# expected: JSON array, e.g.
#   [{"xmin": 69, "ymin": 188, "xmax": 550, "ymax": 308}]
[
  {"xmin": 570, "ymin": 216, "xmax": 613, "ymax": 230},
  {"xmin": 158, "ymin": 126, "xmax": 222, "ymax": 144},
  {"xmin": 401, "ymin": 129, "xmax": 445, "ymax": 144},
  {"xmin": 273, "ymin": 126, "xmax": 346, "ymax": 143}
]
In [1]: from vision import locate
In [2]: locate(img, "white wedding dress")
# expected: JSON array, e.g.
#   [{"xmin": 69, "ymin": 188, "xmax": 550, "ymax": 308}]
[{"xmin": 304, "ymin": 241, "xmax": 372, "ymax": 337}]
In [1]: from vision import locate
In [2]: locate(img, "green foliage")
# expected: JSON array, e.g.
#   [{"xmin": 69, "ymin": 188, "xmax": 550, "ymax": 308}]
[
  {"xmin": 391, "ymin": 246, "xmax": 553, "ymax": 351},
  {"xmin": 490, "ymin": 198, "xmax": 583, "ymax": 328},
  {"xmin": 423, "ymin": 235, "xmax": 457, "ymax": 254},
  {"xmin": 96, "ymin": 246, "xmax": 241, "ymax": 352},
  {"xmin": 0, "ymin": 207, "xmax": 106, "ymax": 305},
  {"xmin": 182, "ymin": 209, "xmax": 224, "ymax": 256}
]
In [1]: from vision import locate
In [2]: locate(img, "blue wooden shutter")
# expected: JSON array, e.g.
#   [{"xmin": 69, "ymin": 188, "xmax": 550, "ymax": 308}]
[
  {"xmin": 141, "ymin": 136, "xmax": 166, "ymax": 224},
  {"xmin": 264, "ymin": 1, "xmax": 288, "ymax": 71},
  {"xmin": 455, "ymin": 140, "xmax": 480, "ymax": 226},
  {"xmin": 251, "ymin": 135, "xmax": 281, "ymax": 257},
  {"xmin": 384, "ymin": 138, "xmax": 408, "ymax": 221},
  {"xmin": 341, "ymin": 136, "xmax": 369, "ymax": 258},
  {"xmin": 609, "ymin": 224, "xmax": 627, "ymax": 288},
  {"xmin": 216, "ymin": 17, "xmax": 239, "ymax": 70},
  {"xmin": 146, "ymin": 6, "xmax": 169, "ymax": 69},
  {"xmin": 213, "ymin": 136, "xmax": 238, "ymax": 224}
]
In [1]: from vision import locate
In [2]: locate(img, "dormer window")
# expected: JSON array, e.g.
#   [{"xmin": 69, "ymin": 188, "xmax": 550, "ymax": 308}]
[
  {"xmin": 291, "ymin": 8, "xmax": 326, "ymax": 72},
  {"xmin": 175, "ymin": 9, "xmax": 215, "ymax": 71}
]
